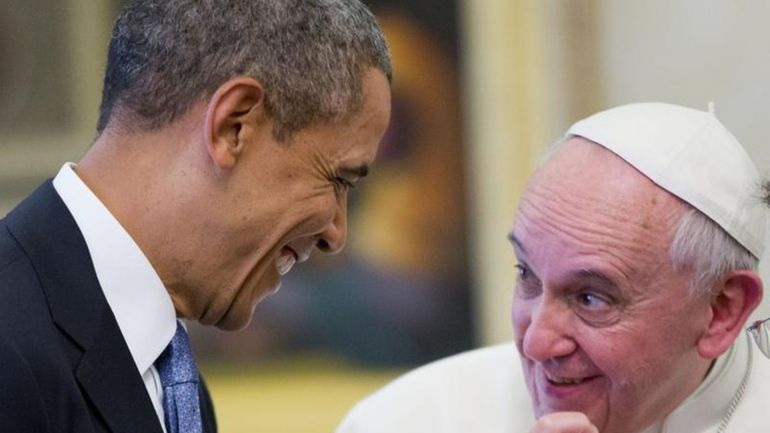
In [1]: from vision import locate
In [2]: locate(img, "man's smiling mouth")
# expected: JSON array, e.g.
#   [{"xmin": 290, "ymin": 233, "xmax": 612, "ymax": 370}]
[
  {"xmin": 548, "ymin": 376, "xmax": 586, "ymax": 385},
  {"xmin": 543, "ymin": 369, "xmax": 599, "ymax": 386}
]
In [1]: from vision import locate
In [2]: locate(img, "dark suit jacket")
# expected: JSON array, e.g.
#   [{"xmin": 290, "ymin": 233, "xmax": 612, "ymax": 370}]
[{"xmin": 0, "ymin": 181, "xmax": 217, "ymax": 433}]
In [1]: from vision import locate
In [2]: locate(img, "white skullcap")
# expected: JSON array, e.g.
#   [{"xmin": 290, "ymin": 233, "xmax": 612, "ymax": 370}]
[{"xmin": 566, "ymin": 102, "xmax": 766, "ymax": 258}]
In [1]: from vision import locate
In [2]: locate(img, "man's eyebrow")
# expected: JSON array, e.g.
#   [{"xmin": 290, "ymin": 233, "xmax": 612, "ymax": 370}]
[
  {"xmin": 339, "ymin": 165, "xmax": 369, "ymax": 179},
  {"xmin": 573, "ymin": 269, "xmax": 619, "ymax": 289},
  {"xmin": 507, "ymin": 233, "xmax": 526, "ymax": 255}
]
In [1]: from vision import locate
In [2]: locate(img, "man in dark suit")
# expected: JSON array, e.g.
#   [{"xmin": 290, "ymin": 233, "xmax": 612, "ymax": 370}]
[{"xmin": 0, "ymin": 1, "xmax": 392, "ymax": 432}]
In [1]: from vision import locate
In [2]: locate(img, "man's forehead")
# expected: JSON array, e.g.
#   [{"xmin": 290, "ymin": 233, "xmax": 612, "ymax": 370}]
[
  {"xmin": 525, "ymin": 137, "xmax": 679, "ymax": 215},
  {"xmin": 511, "ymin": 139, "xmax": 685, "ymax": 268},
  {"xmin": 508, "ymin": 223, "xmax": 668, "ymax": 298},
  {"xmin": 539, "ymin": 136, "xmax": 636, "ymax": 179}
]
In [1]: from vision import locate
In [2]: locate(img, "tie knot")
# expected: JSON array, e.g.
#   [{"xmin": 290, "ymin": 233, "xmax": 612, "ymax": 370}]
[{"xmin": 156, "ymin": 321, "xmax": 199, "ymax": 387}]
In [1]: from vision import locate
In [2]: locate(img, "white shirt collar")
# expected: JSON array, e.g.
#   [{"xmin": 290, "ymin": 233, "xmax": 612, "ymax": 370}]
[{"xmin": 52, "ymin": 163, "xmax": 177, "ymax": 375}]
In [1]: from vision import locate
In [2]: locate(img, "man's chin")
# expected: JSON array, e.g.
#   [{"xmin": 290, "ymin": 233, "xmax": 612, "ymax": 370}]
[
  {"xmin": 213, "ymin": 288, "xmax": 275, "ymax": 331},
  {"xmin": 213, "ymin": 310, "xmax": 253, "ymax": 331},
  {"xmin": 204, "ymin": 278, "xmax": 280, "ymax": 331}
]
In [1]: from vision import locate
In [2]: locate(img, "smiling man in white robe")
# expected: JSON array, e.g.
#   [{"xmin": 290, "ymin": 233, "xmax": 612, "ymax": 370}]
[{"xmin": 336, "ymin": 103, "xmax": 770, "ymax": 433}]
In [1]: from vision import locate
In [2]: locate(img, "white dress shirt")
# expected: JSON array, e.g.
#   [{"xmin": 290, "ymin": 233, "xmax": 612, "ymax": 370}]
[{"xmin": 53, "ymin": 163, "xmax": 177, "ymax": 431}]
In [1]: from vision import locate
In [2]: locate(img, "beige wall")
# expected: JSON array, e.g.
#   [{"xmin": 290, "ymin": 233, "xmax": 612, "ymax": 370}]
[
  {"xmin": 0, "ymin": 0, "xmax": 114, "ymax": 214},
  {"xmin": 461, "ymin": 0, "xmax": 549, "ymax": 345}
]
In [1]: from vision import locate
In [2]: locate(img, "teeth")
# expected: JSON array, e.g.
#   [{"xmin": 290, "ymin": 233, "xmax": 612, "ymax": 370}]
[
  {"xmin": 276, "ymin": 253, "xmax": 296, "ymax": 275},
  {"xmin": 550, "ymin": 377, "xmax": 584, "ymax": 385},
  {"xmin": 269, "ymin": 281, "xmax": 282, "ymax": 295}
]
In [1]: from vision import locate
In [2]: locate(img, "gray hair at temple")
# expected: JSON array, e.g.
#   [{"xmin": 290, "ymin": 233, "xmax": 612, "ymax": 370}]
[
  {"xmin": 96, "ymin": 0, "xmax": 392, "ymax": 141},
  {"xmin": 764, "ymin": 180, "xmax": 770, "ymax": 207},
  {"xmin": 670, "ymin": 203, "xmax": 759, "ymax": 296},
  {"xmin": 671, "ymin": 179, "xmax": 770, "ymax": 295}
]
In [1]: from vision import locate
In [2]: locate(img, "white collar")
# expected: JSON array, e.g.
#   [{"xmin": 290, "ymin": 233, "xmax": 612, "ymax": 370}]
[{"xmin": 53, "ymin": 163, "xmax": 177, "ymax": 374}]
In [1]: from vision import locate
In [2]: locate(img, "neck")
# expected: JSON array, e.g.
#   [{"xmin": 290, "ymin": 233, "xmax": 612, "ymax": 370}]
[{"xmin": 76, "ymin": 118, "xmax": 207, "ymax": 297}]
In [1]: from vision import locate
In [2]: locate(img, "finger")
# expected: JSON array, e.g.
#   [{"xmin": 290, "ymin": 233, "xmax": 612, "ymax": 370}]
[{"xmin": 530, "ymin": 412, "xmax": 599, "ymax": 433}]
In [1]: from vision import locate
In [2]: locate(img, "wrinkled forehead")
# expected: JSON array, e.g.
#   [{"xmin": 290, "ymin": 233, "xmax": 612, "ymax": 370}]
[
  {"xmin": 535, "ymin": 136, "xmax": 634, "ymax": 183},
  {"xmin": 528, "ymin": 137, "xmax": 678, "ymax": 205},
  {"xmin": 514, "ymin": 137, "xmax": 686, "ymax": 258}
]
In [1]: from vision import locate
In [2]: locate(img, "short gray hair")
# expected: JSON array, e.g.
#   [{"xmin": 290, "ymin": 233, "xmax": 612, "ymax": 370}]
[
  {"xmin": 97, "ymin": 0, "xmax": 392, "ymax": 140},
  {"xmin": 764, "ymin": 180, "xmax": 770, "ymax": 207},
  {"xmin": 670, "ymin": 205, "xmax": 759, "ymax": 296}
]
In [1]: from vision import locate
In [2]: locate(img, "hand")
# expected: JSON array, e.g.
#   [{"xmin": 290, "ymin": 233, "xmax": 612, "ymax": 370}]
[{"xmin": 529, "ymin": 412, "xmax": 599, "ymax": 433}]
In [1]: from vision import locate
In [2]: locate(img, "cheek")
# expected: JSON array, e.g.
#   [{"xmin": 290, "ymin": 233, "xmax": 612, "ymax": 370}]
[
  {"xmin": 576, "ymin": 327, "xmax": 670, "ymax": 393},
  {"xmin": 511, "ymin": 299, "xmax": 531, "ymax": 343},
  {"xmin": 309, "ymin": 195, "xmax": 338, "ymax": 225},
  {"xmin": 286, "ymin": 194, "xmax": 337, "ymax": 230}
]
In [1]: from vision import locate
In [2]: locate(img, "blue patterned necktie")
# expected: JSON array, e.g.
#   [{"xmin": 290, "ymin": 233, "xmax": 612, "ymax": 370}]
[{"xmin": 156, "ymin": 321, "xmax": 203, "ymax": 433}]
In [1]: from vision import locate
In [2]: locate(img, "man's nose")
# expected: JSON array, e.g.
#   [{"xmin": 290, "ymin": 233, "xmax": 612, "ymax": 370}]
[
  {"xmin": 521, "ymin": 295, "xmax": 577, "ymax": 362},
  {"xmin": 316, "ymin": 196, "xmax": 348, "ymax": 254}
]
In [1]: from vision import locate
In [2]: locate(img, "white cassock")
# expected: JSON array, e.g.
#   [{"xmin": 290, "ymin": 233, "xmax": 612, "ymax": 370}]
[{"xmin": 336, "ymin": 334, "xmax": 770, "ymax": 433}]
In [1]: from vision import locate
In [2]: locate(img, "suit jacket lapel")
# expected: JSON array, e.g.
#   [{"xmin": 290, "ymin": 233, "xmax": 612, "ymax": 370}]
[
  {"xmin": 76, "ymin": 309, "xmax": 165, "ymax": 433},
  {"xmin": 199, "ymin": 378, "xmax": 218, "ymax": 433},
  {"xmin": 7, "ymin": 181, "xmax": 164, "ymax": 433}
]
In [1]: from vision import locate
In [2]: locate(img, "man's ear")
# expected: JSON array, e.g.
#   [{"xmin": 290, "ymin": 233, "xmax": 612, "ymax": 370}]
[
  {"xmin": 697, "ymin": 270, "xmax": 763, "ymax": 359},
  {"xmin": 204, "ymin": 77, "xmax": 266, "ymax": 169}
]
